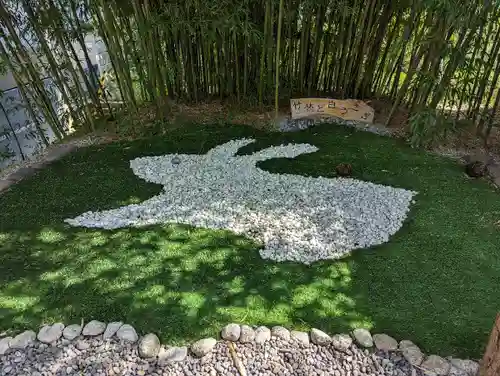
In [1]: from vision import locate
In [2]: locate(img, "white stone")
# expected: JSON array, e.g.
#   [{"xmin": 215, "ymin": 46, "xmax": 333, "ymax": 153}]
[
  {"xmin": 65, "ymin": 139, "xmax": 417, "ymax": 264},
  {"xmin": 239, "ymin": 325, "xmax": 255, "ymax": 343},
  {"xmin": 138, "ymin": 333, "xmax": 160, "ymax": 358},
  {"xmin": 373, "ymin": 333, "xmax": 398, "ymax": 351},
  {"xmin": 0, "ymin": 337, "xmax": 12, "ymax": 355},
  {"xmin": 63, "ymin": 325, "xmax": 82, "ymax": 341},
  {"xmin": 221, "ymin": 323, "xmax": 240, "ymax": 341},
  {"xmin": 82, "ymin": 320, "xmax": 106, "ymax": 336},
  {"xmin": 37, "ymin": 323, "xmax": 64, "ymax": 344},
  {"xmin": 331, "ymin": 334, "xmax": 353, "ymax": 352},
  {"xmin": 290, "ymin": 330, "xmax": 309, "ymax": 345},
  {"xmin": 191, "ymin": 338, "xmax": 217, "ymax": 357},
  {"xmin": 310, "ymin": 328, "xmax": 331, "ymax": 346},
  {"xmin": 399, "ymin": 340, "xmax": 424, "ymax": 366},
  {"xmin": 116, "ymin": 324, "xmax": 138, "ymax": 343},
  {"xmin": 10, "ymin": 331, "xmax": 36, "ymax": 349},
  {"xmin": 103, "ymin": 322, "xmax": 123, "ymax": 339},
  {"xmin": 271, "ymin": 326, "xmax": 290, "ymax": 341},
  {"xmin": 449, "ymin": 358, "xmax": 479, "ymax": 376},
  {"xmin": 352, "ymin": 328, "xmax": 373, "ymax": 348},
  {"xmin": 421, "ymin": 355, "xmax": 450, "ymax": 376},
  {"xmin": 158, "ymin": 346, "xmax": 188, "ymax": 363},
  {"xmin": 254, "ymin": 326, "xmax": 271, "ymax": 344}
]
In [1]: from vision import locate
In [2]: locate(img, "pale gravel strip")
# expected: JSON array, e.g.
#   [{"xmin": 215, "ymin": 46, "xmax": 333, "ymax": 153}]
[
  {"xmin": 0, "ymin": 336, "xmax": 421, "ymax": 376},
  {"xmin": 0, "ymin": 134, "xmax": 112, "ymax": 181}
]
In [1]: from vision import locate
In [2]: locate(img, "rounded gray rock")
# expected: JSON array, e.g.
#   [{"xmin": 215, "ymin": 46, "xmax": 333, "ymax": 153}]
[
  {"xmin": 239, "ymin": 325, "xmax": 255, "ymax": 343},
  {"xmin": 37, "ymin": 323, "xmax": 65, "ymax": 344},
  {"xmin": 331, "ymin": 334, "xmax": 353, "ymax": 352},
  {"xmin": 373, "ymin": 333, "xmax": 398, "ymax": 351},
  {"xmin": 103, "ymin": 322, "xmax": 123, "ymax": 339},
  {"xmin": 449, "ymin": 358, "xmax": 480, "ymax": 376},
  {"xmin": 221, "ymin": 323, "xmax": 241, "ymax": 341},
  {"xmin": 158, "ymin": 346, "xmax": 188, "ymax": 364},
  {"xmin": 310, "ymin": 328, "xmax": 331, "ymax": 346},
  {"xmin": 10, "ymin": 330, "xmax": 36, "ymax": 349},
  {"xmin": 63, "ymin": 325, "xmax": 82, "ymax": 341},
  {"xmin": 82, "ymin": 320, "xmax": 106, "ymax": 336},
  {"xmin": 138, "ymin": 333, "xmax": 160, "ymax": 358},
  {"xmin": 116, "ymin": 324, "xmax": 138, "ymax": 343},
  {"xmin": 254, "ymin": 326, "xmax": 271, "ymax": 344},
  {"xmin": 0, "ymin": 337, "xmax": 12, "ymax": 355},
  {"xmin": 271, "ymin": 326, "xmax": 291, "ymax": 341},
  {"xmin": 191, "ymin": 338, "xmax": 217, "ymax": 357},
  {"xmin": 352, "ymin": 328, "xmax": 373, "ymax": 348},
  {"xmin": 421, "ymin": 355, "xmax": 450, "ymax": 376},
  {"xmin": 290, "ymin": 330, "xmax": 309, "ymax": 345},
  {"xmin": 399, "ymin": 340, "xmax": 424, "ymax": 366}
]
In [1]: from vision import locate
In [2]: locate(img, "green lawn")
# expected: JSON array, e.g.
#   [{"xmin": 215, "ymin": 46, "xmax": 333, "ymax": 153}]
[{"xmin": 1, "ymin": 123, "xmax": 499, "ymax": 359}]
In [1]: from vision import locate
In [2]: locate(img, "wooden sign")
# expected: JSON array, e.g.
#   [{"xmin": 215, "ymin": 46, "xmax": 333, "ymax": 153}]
[
  {"xmin": 290, "ymin": 98, "xmax": 375, "ymax": 124},
  {"xmin": 481, "ymin": 313, "xmax": 500, "ymax": 376}
]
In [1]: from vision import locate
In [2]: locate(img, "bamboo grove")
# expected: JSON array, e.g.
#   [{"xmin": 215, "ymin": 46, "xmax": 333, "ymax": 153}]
[{"xmin": 1, "ymin": 0, "xmax": 500, "ymax": 144}]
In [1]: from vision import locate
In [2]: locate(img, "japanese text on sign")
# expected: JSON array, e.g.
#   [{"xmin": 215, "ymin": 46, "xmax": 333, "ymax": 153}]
[{"xmin": 290, "ymin": 98, "xmax": 375, "ymax": 123}]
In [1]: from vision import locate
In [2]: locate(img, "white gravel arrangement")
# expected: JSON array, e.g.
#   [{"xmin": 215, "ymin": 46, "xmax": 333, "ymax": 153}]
[{"xmin": 65, "ymin": 138, "xmax": 417, "ymax": 264}]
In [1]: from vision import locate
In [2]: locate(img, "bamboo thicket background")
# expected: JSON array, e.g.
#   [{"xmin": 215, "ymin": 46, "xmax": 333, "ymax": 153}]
[{"xmin": 1, "ymin": 0, "xmax": 500, "ymax": 146}]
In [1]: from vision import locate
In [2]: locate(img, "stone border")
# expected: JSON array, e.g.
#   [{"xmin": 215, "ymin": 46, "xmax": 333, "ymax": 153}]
[{"xmin": 0, "ymin": 321, "xmax": 479, "ymax": 376}]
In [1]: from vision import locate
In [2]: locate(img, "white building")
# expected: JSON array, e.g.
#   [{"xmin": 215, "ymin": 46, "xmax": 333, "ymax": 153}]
[{"xmin": 0, "ymin": 33, "xmax": 109, "ymax": 169}]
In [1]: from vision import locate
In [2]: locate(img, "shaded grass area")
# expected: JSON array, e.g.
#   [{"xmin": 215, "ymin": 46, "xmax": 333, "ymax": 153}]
[{"xmin": 1, "ymin": 123, "xmax": 499, "ymax": 358}]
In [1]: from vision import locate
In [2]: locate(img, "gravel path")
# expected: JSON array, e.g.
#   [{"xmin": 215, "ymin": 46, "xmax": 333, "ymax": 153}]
[
  {"xmin": 0, "ymin": 323, "xmax": 478, "ymax": 376},
  {"xmin": 2, "ymin": 335, "xmax": 421, "ymax": 376},
  {"xmin": 0, "ymin": 134, "xmax": 115, "ymax": 194}
]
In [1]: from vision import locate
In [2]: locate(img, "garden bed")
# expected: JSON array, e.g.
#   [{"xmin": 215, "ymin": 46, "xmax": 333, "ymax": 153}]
[{"xmin": 0, "ymin": 123, "xmax": 499, "ymax": 359}]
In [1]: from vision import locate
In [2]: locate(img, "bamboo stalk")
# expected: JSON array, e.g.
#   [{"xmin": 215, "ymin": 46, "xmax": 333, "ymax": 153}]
[{"xmin": 275, "ymin": 0, "xmax": 284, "ymax": 117}]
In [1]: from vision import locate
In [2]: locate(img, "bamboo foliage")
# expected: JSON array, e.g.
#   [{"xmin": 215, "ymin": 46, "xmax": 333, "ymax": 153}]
[{"xmin": 2, "ymin": 0, "xmax": 500, "ymax": 142}]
